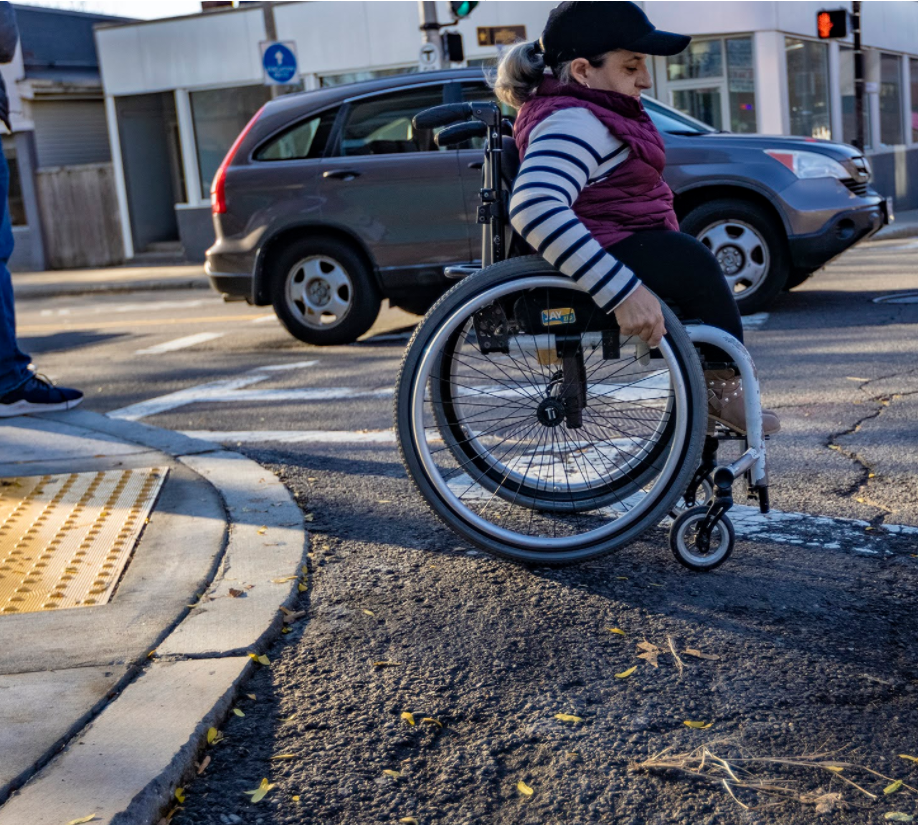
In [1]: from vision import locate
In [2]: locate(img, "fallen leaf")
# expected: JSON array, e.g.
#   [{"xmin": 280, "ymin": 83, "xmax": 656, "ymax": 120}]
[
  {"xmin": 292, "ymin": 795, "xmax": 300, "ymax": 801},
  {"xmin": 648, "ymin": 583, "xmax": 664, "ymax": 588},
  {"xmin": 683, "ymin": 648, "xmax": 721, "ymax": 661},
  {"xmin": 421, "ymin": 717, "xmax": 442, "ymax": 728},
  {"xmin": 67, "ymin": 817, "xmax": 98, "ymax": 825},
  {"xmin": 373, "ymin": 661, "xmax": 402, "ymax": 668},
  {"xmin": 281, "ymin": 627, "xmax": 292, "ymax": 634},
  {"xmin": 257, "ymin": 526, "xmax": 267, "ymax": 534},
  {"xmin": 684, "ymin": 720, "xmax": 714, "ymax": 729},
  {"xmin": 363, "ymin": 609, "xmax": 375, "ymax": 616},
  {"xmin": 175, "ymin": 788, "xmax": 186, "ymax": 803},
  {"xmin": 233, "ymin": 708, "xmax": 245, "ymax": 717},
  {"xmin": 823, "ymin": 765, "xmax": 845, "ymax": 773},
  {"xmin": 814, "ymin": 792, "xmax": 841, "ymax": 814},
  {"xmin": 554, "ymin": 713, "xmax": 584, "ymax": 723},
  {"xmin": 206, "ymin": 727, "xmax": 223, "ymax": 745},
  {"xmin": 146, "ymin": 650, "xmax": 156, "ymax": 659},
  {"xmin": 246, "ymin": 693, "xmax": 256, "ymax": 700},
  {"xmin": 885, "ymin": 780, "xmax": 903, "ymax": 795},
  {"xmin": 304, "ymin": 513, "xmax": 315, "ymax": 522},
  {"xmin": 616, "ymin": 576, "xmax": 628, "ymax": 580},
  {"xmin": 615, "ymin": 666, "xmax": 637, "ymax": 679},
  {"xmin": 269, "ymin": 753, "xmax": 297, "ymax": 760},
  {"xmin": 399, "ymin": 819, "xmax": 419, "ymax": 825},
  {"xmin": 636, "ymin": 641, "xmax": 660, "ymax": 668},
  {"xmin": 281, "ymin": 609, "xmax": 306, "ymax": 624},
  {"xmin": 885, "ymin": 814, "xmax": 915, "ymax": 822},
  {"xmin": 228, "ymin": 588, "xmax": 245, "ymax": 598},
  {"xmin": 298, "ymin": 582, "xmax": 308, "ymax": 592},
  {"xmin": 272, "ymin": 575, "xmax": 298, "ymax": 583},
  {"xmin": 196, "ymin": 755, "xmax": 211, "ymax": 774},
  {"xmin": 607, "ymin": 628, "xmax": 626, "ymax": 635},
  {"xmin": 244, "ymin": 777, "xmax": 276, "ymax": 803},
  {"xmin": 517, "ymin": 780, "xmax": 534, "ymax": 797},
  {"xmin": 383, "ymin": 769, "xmax": 402, "ymax": 781},
  {"xmin": 401, "ymin": 712, "xmax": 416, "ymax": 726},
  {"xmin": 248, "ymin": 653, "xmax": 270, "ymax": 666},
  {"xmin": 279, "ymin": 714, "xmax": 296, "ymax": 723},
  {"xmin": 899, "ymin": 754, "xmax": 918, "ymax": 763}
]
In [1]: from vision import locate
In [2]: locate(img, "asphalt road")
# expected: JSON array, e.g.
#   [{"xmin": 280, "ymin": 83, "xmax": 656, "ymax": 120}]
[{"xmin": 15, "ymin": 238, "xmax": 918, "ymax": 824}]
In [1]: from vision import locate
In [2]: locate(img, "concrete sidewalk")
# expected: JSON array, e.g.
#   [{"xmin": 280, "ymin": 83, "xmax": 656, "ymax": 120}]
[
  {"xmin": 0, "ymin": 409, "xmax": 308, "ymax": 825},
  {"xmin": 12, "ymin": 264, "xmax": 210, "ymax": 299}
]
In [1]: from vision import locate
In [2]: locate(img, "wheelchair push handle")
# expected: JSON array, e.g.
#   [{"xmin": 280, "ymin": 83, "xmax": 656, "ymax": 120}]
[
  {"xmin": 412, "ymin": 102, "xmax": 473, "ymax": 130},
  {"xmin": 435, "ymin": 121, "xmax": 487, "ymax": 148}
]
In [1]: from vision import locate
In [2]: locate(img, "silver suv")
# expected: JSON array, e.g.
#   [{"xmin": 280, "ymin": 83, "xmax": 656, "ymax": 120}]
[{"xmin": 206, "ymin": 68, "xmax": 889, "ymax": 345}]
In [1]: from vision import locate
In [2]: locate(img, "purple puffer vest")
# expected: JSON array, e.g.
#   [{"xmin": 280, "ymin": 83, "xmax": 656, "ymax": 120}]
[{"xmin": 514, "ymin": 77, "xmax": 678, "ymax": 247}]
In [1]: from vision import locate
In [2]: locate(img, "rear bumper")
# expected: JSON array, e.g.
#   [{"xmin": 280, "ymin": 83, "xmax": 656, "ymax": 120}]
[
  {"xmin": 205, "ymin": 245, "xmax": 257, "ymax": 301},
  {"xmin": 787, "ymin": 201, "xmax": 886, "ymax": 271}
]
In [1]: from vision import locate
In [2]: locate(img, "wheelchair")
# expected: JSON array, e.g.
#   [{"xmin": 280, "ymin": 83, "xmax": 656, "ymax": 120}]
[{"xmin": 394, "ymin": 100, "xmax": 771, "ymax": 571}]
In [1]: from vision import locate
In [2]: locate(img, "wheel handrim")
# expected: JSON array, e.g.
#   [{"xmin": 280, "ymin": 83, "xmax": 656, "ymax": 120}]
[
  {"xmin": 284, "ymin": 255, "xmax": 354, "ymax": 329},
  {"xmin": 408, "ymin": 275, "xmax": 692, "ymax": 552},
  {"xmin": 698, "ymin": 220, "xmax": 770, "ymax": 299}
]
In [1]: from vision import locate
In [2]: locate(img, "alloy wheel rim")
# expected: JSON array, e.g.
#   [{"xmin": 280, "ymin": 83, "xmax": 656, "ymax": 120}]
[
  {"xmin": 698, "ymin": 220, "xmax": 771, "ymax": 299},
  {"xmin": 285, "ymin": 255, "xmax": 354, "ymax": 329}
]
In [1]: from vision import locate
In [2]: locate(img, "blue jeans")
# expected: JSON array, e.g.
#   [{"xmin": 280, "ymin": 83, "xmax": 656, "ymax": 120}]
[{"xmin": 0, "ymin": 149, "xmax": 31, "ymax": 395}]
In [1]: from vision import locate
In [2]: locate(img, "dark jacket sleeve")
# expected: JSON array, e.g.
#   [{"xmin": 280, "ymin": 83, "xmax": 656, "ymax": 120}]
[{"xmin": 0, "ymin": 3, "xmax": 19, "ymax": 64}]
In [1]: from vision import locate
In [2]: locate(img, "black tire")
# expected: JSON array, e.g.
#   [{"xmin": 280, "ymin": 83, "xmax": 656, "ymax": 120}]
[
  {"xmin": 395, "ymin": 256, "xmax": 708, "ymax": 565},
  {"xmin": 784, "ymin": 267, "xmax": 815, "ymax": 291},
  {"xmin": 681, "ymin": 198, "xmax": 789, "ymax": 315},
  {"xmin": 669, "ymin": 505, "xmax": 735, "ymax": 572},
  {"xmin": 270, "ymin": 237, "xmax": 381, "ymax": 346}
]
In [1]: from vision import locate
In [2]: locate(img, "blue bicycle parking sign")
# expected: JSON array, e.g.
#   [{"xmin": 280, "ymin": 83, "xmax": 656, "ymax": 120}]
[{"xmin": 261, "ymin": 41, "xmax": 298, "ymax": 85}]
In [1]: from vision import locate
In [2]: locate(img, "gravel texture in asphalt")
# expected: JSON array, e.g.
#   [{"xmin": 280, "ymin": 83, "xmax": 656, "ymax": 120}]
[{"xmin": 171, "ymin": 444, "xmax": 918, "ymax": 825}]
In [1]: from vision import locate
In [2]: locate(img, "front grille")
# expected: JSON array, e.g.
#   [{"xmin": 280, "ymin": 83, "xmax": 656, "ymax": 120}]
[{"xmin": 843, "ymin": 179, "xmax": 869, "ymax": 197}]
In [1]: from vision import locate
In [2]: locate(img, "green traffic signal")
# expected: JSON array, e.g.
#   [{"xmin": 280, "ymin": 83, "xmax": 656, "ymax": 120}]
[{"xmin": 450, "ymin": 1, "xmax": 478, "ymax": 18}]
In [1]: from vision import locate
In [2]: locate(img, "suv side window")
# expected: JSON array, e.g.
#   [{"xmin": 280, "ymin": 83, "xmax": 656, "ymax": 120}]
[
  {"xmin": 255, "ymin": 109, "xmax": 338, "ymax": 161},
  {"xmin": 338, "ymin": 86, "xmax": 446, "ymax": 156}
]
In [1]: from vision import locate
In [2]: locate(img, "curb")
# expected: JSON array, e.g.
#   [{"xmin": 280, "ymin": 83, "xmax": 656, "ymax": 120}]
[
  {"xmin": 13, "ymin": 278, "xmax": 211, "ymax": 300},
  {"xmin": 0, "ymin": 411, "xmax": 308, "ymax": 825}
]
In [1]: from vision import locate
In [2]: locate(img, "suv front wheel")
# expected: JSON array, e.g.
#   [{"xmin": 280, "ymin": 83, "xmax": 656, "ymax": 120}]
[
  {"xmin": 681, "ymin": 199, "xmax": 788, "ymax": 315},
  {"xmin": 271, "ymin": 238, "xmax": 381, "ymax": 346}
]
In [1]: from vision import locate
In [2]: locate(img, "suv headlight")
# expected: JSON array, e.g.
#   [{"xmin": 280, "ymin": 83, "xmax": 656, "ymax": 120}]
[{"xmin": 764, "ymin": 149, "xmax": 850, "ymax": 180}]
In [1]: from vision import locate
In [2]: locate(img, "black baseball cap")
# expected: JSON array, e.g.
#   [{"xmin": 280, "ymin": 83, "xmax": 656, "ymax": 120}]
[{"xmin": 540, "ymin": 1, "xmax": 691, "ymax": 67}]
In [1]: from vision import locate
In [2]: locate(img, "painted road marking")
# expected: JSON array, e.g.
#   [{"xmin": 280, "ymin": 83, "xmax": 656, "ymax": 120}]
[
  {"xmin": 182, "ymin": 429, "xmax": 398, "ymax": 445},
  {"xmin": 741, "ymin": 312, "xmax": 769, "ymax": 330},
  {"xmin": 19, "ymin": 314, "xmax": 262, "ymax": 333},
  {"xmin": 252, "ymin": 315, "xmax": 278, "ymax": 323},
  {"xmin": 135, "ymin": 332, "xmax": 224, "ymax": 355},
  {"xmin": 40, "ymin": 300, "xmax": 210, "ymax": 317}
]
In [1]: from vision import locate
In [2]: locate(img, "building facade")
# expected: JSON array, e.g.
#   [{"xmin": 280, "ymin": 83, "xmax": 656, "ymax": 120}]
[
  {"xmin": 3, "ymin": 4, "xmax": 130, "ymax": 270},
  {"xmin": 93, "ymin": 0, "xmax": 918, "ymax": 263}
]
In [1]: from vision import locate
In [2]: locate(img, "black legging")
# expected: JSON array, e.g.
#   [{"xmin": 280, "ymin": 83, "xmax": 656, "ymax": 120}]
[{"xmin": 607, "ymin": 230, "xmax": 743, "ymax": 350}]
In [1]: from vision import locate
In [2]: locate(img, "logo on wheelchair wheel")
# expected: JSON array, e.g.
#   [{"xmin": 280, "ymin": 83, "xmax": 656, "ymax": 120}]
[{"xmin": 541, "ymin": 307, "xmax": 576, "ymax": 327}]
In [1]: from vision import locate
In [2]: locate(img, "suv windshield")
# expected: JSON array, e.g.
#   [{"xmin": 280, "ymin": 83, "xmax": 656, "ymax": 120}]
[{"xmin": 643, "ymin": 97, "xmax": 719, "ymax": 135}]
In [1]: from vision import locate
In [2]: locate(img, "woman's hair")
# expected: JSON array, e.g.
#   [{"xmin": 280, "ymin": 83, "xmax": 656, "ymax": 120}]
[{"xmin": 490, "ymin": 40, "xmax": 608, "ymax": 110}]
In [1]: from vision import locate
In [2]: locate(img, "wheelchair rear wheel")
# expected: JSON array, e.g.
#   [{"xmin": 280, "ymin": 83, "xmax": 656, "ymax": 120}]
[{"xmin": 395, "ymin": 257, "xmax": 708, "ymax": 564}]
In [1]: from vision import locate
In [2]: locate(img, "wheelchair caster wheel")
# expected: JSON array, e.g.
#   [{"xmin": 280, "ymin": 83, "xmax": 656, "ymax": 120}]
[
  {"xmin": 669, "ymin": 505, "xmax": 735, "ymax": 572},
  {"xmin": 670, "ymin": 476, "xmax": 714, "ymax": 518}
]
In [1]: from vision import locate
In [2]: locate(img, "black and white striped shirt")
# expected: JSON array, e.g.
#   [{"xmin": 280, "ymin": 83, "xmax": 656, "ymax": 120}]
[{"xmin": 509, "ymin": 107, "xmax": 640, "ymax": 312}]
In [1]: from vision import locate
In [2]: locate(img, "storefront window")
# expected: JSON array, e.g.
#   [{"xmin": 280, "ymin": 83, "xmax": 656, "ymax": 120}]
[
  {"xmin": 879, "ymin": 53, "xmax": 903, "ymax": 146},
  {"xmin": 672, "ymin": 88, "xmax": 722, "ymax": 130},
  {"xmin": 840, "ymin": 45, "xmax": 871, "ymax": 148},
  {"xmin": 785, "ymin": 38, "xmax": 831, "ymax": 139},
  {"xmin": 320, "ymin": 66, "xmax": 417, "ymax": 88},
  {"xmin": 667, "ymin": 39, "xmax": 722, "ymax": 81},
  {"xmin": 1, "ymin": 136, "xmax": 26, "ymax": 226},
  {"xmin": 911, "ymin": 58, "xmax": 918, "ymax": 142},
  {"xmin": 726, "ymin": 38, "xmax": 755, "ymax": 133},
  {"xmin": 190, "ymin": 85, "xmax": 269, "ymax": 194}
]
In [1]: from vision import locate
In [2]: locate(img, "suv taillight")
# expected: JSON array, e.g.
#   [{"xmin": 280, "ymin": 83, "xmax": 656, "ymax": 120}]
[{"xmin": 211, "ymin": 105, "xmax": 265, "ymax": 215}]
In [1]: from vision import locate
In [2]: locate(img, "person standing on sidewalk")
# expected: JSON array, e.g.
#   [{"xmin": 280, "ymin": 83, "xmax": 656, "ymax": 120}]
[{"xmin": 0, "ymin": 2, "xmax": 82, "ymax": 417}]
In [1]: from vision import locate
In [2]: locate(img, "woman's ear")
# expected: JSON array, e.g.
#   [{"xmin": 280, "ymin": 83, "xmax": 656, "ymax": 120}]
[{"xmin": 569, "ymin": 57, "xmax": 591, "ymax": 86}]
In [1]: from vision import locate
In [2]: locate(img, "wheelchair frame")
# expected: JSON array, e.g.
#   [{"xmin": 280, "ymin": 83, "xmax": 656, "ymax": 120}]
[{"xmin": 404, "ymin": 100, "xmax": 771, "ymax": 568}]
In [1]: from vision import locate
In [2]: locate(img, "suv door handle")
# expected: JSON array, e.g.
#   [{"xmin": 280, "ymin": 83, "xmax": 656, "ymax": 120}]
[
  {"xmin": 323, "ymin": 170, "xmax": 361, "ymax": 181},
  {"xmin": 467, "ymin": 161, "xmax": 483, "ymax": 170}
]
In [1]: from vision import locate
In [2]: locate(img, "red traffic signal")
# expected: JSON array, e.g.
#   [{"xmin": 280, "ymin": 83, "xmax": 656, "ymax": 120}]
[{"xmin": 817, "ymin": 9, "xmax": 848, "ymax": 39}]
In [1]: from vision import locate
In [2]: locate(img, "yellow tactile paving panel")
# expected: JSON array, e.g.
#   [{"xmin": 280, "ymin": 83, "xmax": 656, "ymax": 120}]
[{"xmin": 0, "ymin": 469, "xmax": 167, "ymax": 614}]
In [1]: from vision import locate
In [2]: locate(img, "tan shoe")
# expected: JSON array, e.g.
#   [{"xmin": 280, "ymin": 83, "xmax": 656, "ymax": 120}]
[{"xmin": 705, "ymin": 369, "xmax": 780, "ymax": 436}]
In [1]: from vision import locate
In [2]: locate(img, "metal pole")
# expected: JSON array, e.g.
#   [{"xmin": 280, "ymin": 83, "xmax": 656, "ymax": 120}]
[
  {"xmin": 263, "ymin": 1, "xmax": 281, "ymax": 99},
  {"xmin": 852, "ymin": 1, "xmax": 865, "ymax": 150},
  {"xmin": 418, "ymin": 1, "xmax": 443, "ymax": 63}
]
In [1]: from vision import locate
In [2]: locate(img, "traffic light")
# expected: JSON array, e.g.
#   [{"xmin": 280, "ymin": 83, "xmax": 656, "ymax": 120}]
[
  {"xmin": 444, "ymin": 32, "xmax": 465, "ymax": 63},
  {"xmin": 450, "ymin": 1, "xmax": 478, "ymax": 19},
  {"xmin": 816, "ymin": 9, "xmax": 848, "ymax": 39}
]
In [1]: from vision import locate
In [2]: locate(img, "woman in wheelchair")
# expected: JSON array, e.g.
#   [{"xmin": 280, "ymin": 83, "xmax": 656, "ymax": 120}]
[{"xmin": 495, "ymin": 0, "xmax": 779, "ymax": 437}]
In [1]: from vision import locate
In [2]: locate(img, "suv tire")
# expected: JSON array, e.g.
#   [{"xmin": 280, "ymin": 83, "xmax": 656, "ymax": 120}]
[
  {"xmin": 681, "ymin": 199, "xmax": 789, "ymax": 315},
  {"xmin": 271, "ymin": 238, "xmax": 381, "ymax": 346}
]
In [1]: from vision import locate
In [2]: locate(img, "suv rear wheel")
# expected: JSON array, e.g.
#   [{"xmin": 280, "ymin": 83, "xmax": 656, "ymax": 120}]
[
  {"xmin": 681, "ymin": 199, "xmax": 788, "ymax": 315},
  {"xmin": 271, "ymin": 238, "xmax": 381, "ymax": 346}
]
